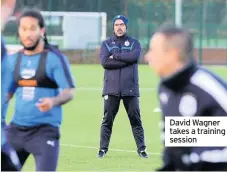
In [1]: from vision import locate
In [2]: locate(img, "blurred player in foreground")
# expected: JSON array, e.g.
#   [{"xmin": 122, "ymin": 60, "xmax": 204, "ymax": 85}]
[
  {"xmin": 145, "ymin": 25, "xmax": 227, "ymax": 171},
  {"xmin": 4, "ymin": 9, "xmax": 75, "ymax": 171},
  {"xmin": 1, "ymin": 0, "xmax": 21, "ymax": 171}
]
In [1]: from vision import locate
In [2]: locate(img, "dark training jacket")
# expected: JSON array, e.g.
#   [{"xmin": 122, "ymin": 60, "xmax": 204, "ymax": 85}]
[
  {"xmin": 100, "ymin": 34, "xmax": 141, "ymax": 97},
  {"xmin": 158, "ymin": 62, "xmax": 227, "ymax": 170}
]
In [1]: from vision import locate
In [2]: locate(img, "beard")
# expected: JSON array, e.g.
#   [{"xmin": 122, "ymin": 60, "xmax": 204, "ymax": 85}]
[
  {"xmin": 114, "ymin": 30, "xmax": 126, "ymax": 37},
  {"xmin": 21, "ymin": 37, "xmax": 41, "ymax": 51}
]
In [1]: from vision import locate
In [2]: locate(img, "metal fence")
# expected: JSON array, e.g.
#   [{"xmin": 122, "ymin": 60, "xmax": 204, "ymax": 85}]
[{"xmin": 3, "ymin": 0, "xmax": 227, "ymax": 64}]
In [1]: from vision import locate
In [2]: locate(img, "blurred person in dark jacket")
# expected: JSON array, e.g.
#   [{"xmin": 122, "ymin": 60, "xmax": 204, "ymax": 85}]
[
  {"xmin": 145, "ymin": 24, "xmax": 227, "ymax": 171},
  {"xmin": 98, "ymin": 15, "xmax": 148, "ymax": 158}
]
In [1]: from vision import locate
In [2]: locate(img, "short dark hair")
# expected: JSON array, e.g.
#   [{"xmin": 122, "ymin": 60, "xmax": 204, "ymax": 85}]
[
  {"xmin": 18, "ymin": 8, "xmax": 48, "ymax": 44},
  {"xmin": 156, "ymin": 24, "xmax": 194, "ymax": 62}
]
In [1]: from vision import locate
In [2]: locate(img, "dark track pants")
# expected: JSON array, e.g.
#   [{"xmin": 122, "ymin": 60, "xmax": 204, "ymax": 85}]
[
  {"xmin": 99, "ymin": 95, "xmax": 146, "ymax": 152},
  {"xmin": 1, "ymin": 143, "xmax": 21, "ymax": 171},
  {"xmin": 5, "ymin": 123, "xmax": 60, "ymax": 171},
  {"xmin": 157, "ymin": 147, "xmax": 227, "ymax": 171},
  {"xmin": 156, "ymin": 161, "xmax": 227, "ymax": 171}
]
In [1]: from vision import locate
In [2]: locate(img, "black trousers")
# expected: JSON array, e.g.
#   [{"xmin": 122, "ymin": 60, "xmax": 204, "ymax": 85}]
[
  {"xmin": 1, "ymin": 143, "xmax": 21, "ymax": 171},
  {"xmin": 156, "ymin": 162, "xmax": 227, "ymax": 171},
  {"xmin": 99, "ymin": 95, "xmax": 146, "ymax": 152},
  {"xmin": 5, "ymin": 123, "xmax": 60, "ymax": 171},
  {"xmin": 157, "ymin": 148, "xmax": 227, "ymax": 171}
]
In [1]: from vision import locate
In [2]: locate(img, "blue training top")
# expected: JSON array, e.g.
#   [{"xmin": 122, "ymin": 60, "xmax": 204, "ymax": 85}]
[
  {"xmin": 1, "ymin": 36, "xmax": 9, "ymax": 121},
  {"xmin": 5, "ymin": 46, "xmax": 75, "ymax": 127},
  {"xmin": 1, "ymin": 36, "xmax": 9, "ymax": 146}
]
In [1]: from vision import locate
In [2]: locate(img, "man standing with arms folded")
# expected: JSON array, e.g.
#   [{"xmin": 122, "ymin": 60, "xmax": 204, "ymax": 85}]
[{"xmin": 98, "ymin": 15, "xmax": 148, "ymax": 158}]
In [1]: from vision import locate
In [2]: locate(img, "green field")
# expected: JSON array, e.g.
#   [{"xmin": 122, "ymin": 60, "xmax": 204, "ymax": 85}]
[{"xmin": 6, "ymin": 64, "xmax": 227, "ymax": 171}]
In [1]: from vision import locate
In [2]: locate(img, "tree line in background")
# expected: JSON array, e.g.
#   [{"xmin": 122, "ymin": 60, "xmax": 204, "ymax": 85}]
[
  {"xmin": 14, "ymin": 0, "xmax": 226, "ymax": 24},
  {"xmin": 3, "ymin": 0, "xmax": 227, "ymax": 44}
]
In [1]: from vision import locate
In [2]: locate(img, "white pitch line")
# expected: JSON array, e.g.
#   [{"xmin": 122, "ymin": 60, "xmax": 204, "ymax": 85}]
[
  {"xmin": 60, "ymin": 143, "xmax": 161, "ymax": 156},
  {"xmin": 153, "ymin": 108, "xmax": 161, "ymax": 113}
]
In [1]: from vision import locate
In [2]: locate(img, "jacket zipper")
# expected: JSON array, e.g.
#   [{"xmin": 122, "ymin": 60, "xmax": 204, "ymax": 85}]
[
  {"xmin": 118, "ymin": 42, "xmax": 122, "ymax": 97},
  {"xmin": 119, "ymin": 68, "xmax": 121, "ymax": 96}
]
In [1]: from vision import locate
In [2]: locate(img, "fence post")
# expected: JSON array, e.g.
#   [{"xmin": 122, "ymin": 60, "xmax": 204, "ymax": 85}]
[
  {"xmin": 175, "ymin": 0, "xmax": 182, "ymax": 27},
  {"xmin": 48, "ymin": 0, "xmax": 52, "ymax": 43},
  {"xmin": 97, "ymin": 0, "xmax": 101, "ymax": 12},
  {"xmin": 199, "ymin": 0, "xmax": 203, "ymax": 65},
  {"xmin": 146, "ymin": 1, "xmax": 152, "ymax": 50}
]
